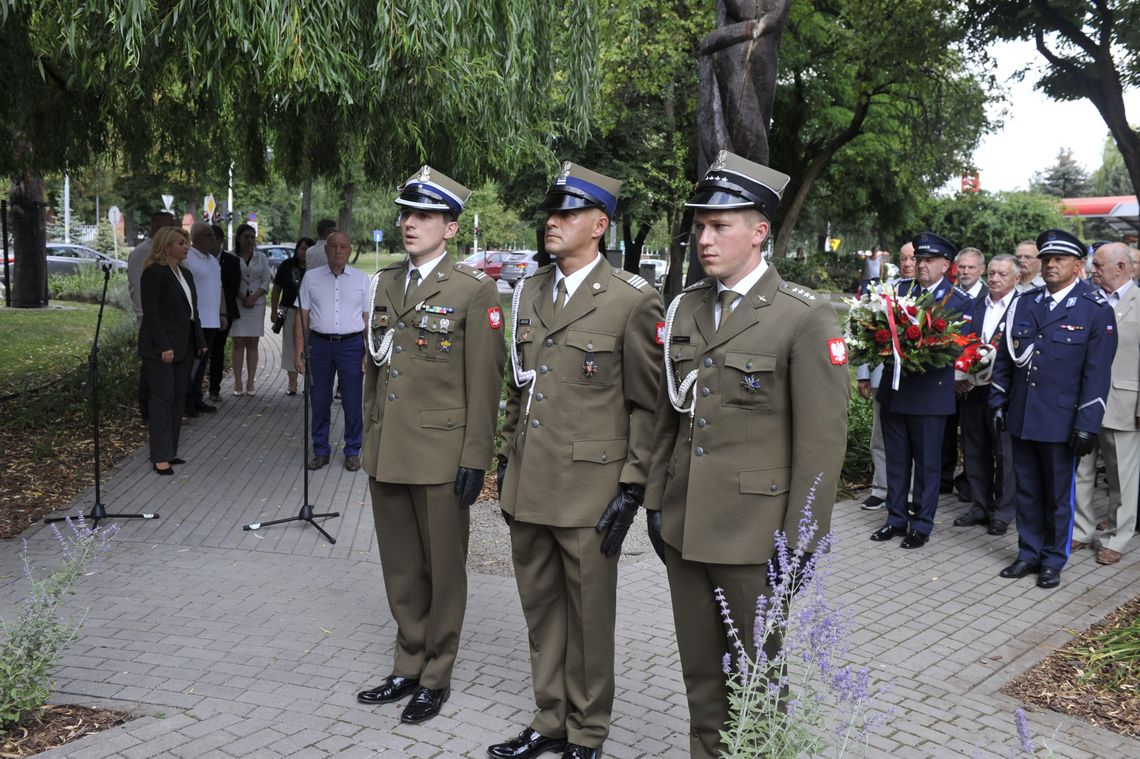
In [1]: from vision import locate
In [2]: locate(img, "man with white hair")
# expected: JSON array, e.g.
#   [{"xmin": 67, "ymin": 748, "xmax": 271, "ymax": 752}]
[{"xmin": 183, "ymin": 222, "xmax": 225, "ymax": 415}]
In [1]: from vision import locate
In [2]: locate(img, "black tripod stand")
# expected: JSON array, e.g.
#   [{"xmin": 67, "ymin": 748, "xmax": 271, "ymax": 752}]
[
  {"xmin": 46, "ymin": 265, "xmax": 158, "ymax": 527},
  {"xmin": 243, "ymin": 347, "xmax": 339, "ymax": 543}
]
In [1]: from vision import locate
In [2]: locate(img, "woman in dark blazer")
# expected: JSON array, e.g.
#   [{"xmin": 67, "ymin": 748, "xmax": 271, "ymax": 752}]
[{"xmin": 139, "ymin": 226, "xmax": 207, "ymax": 474}]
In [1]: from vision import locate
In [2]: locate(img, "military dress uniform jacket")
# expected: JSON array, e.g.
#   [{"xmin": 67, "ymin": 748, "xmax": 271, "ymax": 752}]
[
  {"xmin": 362, "ymin": 256, "xmax": 506, "ymax": 484},
  {"xmin": 645, "ymin": 270, "xmax": 850, "ymax": 565},
  {"xmin": 989, "ymin": 281, "xmax": 1117, "ymax": 442},
  {"xmin": 1100, "ymin": 285, "xmax": 1140, "ymax": 432},
  {"xmin": 499, "ymin": 260, "xmax": 664, "ymax": 527},
  {"xmin": 875, "ymin": 278, "xmax": 973, "ymax": 416}
]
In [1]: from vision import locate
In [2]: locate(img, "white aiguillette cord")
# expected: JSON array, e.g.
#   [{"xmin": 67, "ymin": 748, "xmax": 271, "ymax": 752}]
[
  {"xmin": 1002, "ymin": 293, "xmax": 1033, "ymax": 368},
  {"xmin": 366, "ymin": 271, "xmax": 395, "ymax": 367},
  {"xmin": 663, "ymin": 293, "xmax": 697, "ymax": 416},
  {"xmin": 509, "ymin": 278, "xmax": 538, "ymax": 417}
]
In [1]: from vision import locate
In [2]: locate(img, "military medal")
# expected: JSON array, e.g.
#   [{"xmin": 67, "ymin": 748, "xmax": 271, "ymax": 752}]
[
  {"xmin": 741, "ymin": 374, "xmax": 761, "ymax": 393},
  {"xmin": 439, "ymin": 319, "xmax": 452, "ymax": 352},
  {"xmin": 583, "ymin": 360, "xmax": 598, "ymax": 377}
]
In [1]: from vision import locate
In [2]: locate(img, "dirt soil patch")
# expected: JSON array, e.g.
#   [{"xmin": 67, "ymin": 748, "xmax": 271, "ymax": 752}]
[
  {"xmin": 1004, "ymin": 594, "xmax": 1140, "ymax": 737},
  {"xmin": 0, "ymin": 705, "xmax": 131, "ymax": 757}
]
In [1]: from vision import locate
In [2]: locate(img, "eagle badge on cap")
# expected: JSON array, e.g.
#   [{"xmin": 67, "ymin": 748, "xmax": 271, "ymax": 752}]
[
  {"xmin": 556, "ymin": 161, "xmax": 572, "ymax": 184},
  {"xmin": 710, "ymin": 151, "xmax": 728, "ymax": 171},
  {"xmin": 418, "ymin": 165, "xmax": 432, "ymax": 182}
]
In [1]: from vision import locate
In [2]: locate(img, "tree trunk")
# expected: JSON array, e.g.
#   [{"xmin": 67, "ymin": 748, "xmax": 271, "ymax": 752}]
[
  {"xmin": 622, "ymin": 218, "xmax": 652, "ymax": 274},
  {"xmin": 337, "ymin": 180, "xmax": 354, "ymax": 241},
  {"xmin": 536, "ymin": 227, "xmax": 549, "ymax": 268},
  {"xmin": 299, "ymin": 176, "xmax": 313, "ymax": 239},
  {"xmin": 123, "ymin": 204, "xmax": 137, "ymax": 248},
  {"xmin": 9, "ymin": 172, "xmax": 48, "ymax": 308}
]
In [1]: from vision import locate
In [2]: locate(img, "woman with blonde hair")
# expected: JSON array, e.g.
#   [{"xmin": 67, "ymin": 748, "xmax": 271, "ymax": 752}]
[
  {"xmin": 139, "ymin": 226, "xmax": 207, "ymax": 475},
  {"xmin": 230, "ymin": 222, "xmax": 272, "ymax": 396}
]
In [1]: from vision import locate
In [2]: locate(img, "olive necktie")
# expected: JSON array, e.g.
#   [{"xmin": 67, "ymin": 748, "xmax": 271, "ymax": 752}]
[
  {"xmin": 554, "ymin": 279, "xmax": 569, "ymax": 315},
  {"xmin": 717, "ymin": 290, "xmax": 739, "ymax": 330},
  {"xmin": 405, "ymin": 269, "xmax": 421, "ymax": 309}
]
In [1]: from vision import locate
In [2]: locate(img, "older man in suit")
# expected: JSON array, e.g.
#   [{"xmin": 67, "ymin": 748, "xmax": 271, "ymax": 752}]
[{"xmin": 1073, "ymin": 242, "xmax": 1139, "ymax": 565}]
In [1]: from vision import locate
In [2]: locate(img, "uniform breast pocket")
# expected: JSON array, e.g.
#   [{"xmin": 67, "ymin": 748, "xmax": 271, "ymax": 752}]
[
  {"xmin": 1050, "ymin": 330, "xmax": 1087, "ymax": 361},
  {"xmin": 722, "ymin": 352, "xmax": 777, "ymax": 409},
  {"xmin": 668, "ymin": 344, "xmax": 698, "ymax": 379},
  {"xmin": 410, "ymin": 317, "xmax": 460, "ymax": 362},
  {"xmin": 562, "ymin": 330, "xmax": 618, "ymax": 386}
]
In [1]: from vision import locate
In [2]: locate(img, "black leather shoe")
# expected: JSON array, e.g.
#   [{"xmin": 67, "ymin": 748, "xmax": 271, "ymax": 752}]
[
  {"xmin": 899, "ymin": 530, "xmax": 929, "ymax": 549},
  {"xmin": 1036, "ymin": 567, "xmax": 1061, "ymax": 589},
  {"xmin": 562, "ymin": 745, "xmax": 601, "ymax": 759},
  {"xmin": 194, "ymin": 400, "xmax": 217, "ymax": 413},
  {"xmin": 999, "ymin": 560, "xmax": 1039, "ymax": 579},
  {"xmin": 170, "ymin": 458, "xmax": 186, "ymax": 465},
  {"xmin": 488, "ymin": 728, "xmax": 568, "ymax": 759},
  {"xmin": 953, "ymin": 513, "xmax": 988, "ymax": 527},
  {"xmin": 987, "ymin": 520, "xmax": 1008, "ymax": 536},
  {"xmin": 400, "ymin": 686, "xmax": 449, "ymax": 724},
  {"xmin": 183, "ymin": 406, "xmax": 200, "ymax": 418},
  {"xmin": 870, "ymin": 524, "xmax": 905, "ymax": 542},
  {"xmin": 356, "ymin": 674, "xmax": 419, "ymax": 705}
]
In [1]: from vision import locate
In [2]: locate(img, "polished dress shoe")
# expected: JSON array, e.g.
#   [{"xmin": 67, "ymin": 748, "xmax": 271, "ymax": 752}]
[
  {"xmin": 999, "ymin": 560, "xmax": 1039, "ymax": 579},
  {"xmin": 153, "ymin": 463, "xmax": 174, "ymax": 476},
  {"xmin": 307, "ymin": 454, "xmax": 330, "ymax": 470},
  {"xmin": 1096, "ymin": 547, "xmax": 1122, "ymax": 565},
  {"xmin": 1071, "ymin": 540, "xmax": 1089, "ymax": 552},
  {"xmin": 400, "ymin": 686, "xmax": 449, "ymax": 724},
  {"xmin": 488, "ymin": 728, "xmax": 568, "ymax": 759},
  {"xmin": 562, "ymin": 745, "xmax": 601, "ymax": 759},
  {"xmin": 870, "ymin": 524, "xmax": 905, "ymax": 542},
  {"xmin": 953, "ymin": 513, "xmax": 988, "ymax": 527},
  {"xmin": 194, "ymin": 400, "xmax": 217, "ymax": 413},
  {"xmin": 987, "ymin": 520, "xmax": 1008, "ymax": 536},
  {"xmin": 356, "ymin": 674, "xmax": 419, "ymax": 705},
  {"xmin": 1036, "ymin": 567, "xmax": 1061, "ymax": 589},
  {"xmin": 899, "ymin": 530, "xmax": 929, "ymax": 549}
]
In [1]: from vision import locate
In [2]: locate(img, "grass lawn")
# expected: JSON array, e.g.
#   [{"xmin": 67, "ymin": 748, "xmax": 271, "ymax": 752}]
[{"xmin": 0, "ymin": 304, "xmax": 130, "ymax": 396}]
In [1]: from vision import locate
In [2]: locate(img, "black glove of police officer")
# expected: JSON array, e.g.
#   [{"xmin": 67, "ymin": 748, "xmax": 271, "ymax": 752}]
[
  {"xmin": 646, "ymin": 509, "xmax": 665, "ymax": 564},
  {"xmin": 1070, "ymin": 430, "xmax": 1097, "ymax": 458},
  {"xmin": 596, "ymin": 484, "xmax": 644, "ymax": 557},
  {"xmin": 454, "ymin": 466, "xmax": 484, "ymax": 510},
  {"xmin": 991, "ymin": 407, "xmax": 1006, "ymax": 438}
]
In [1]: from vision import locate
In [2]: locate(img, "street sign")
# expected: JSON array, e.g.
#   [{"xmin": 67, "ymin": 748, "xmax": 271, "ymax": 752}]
[
  {"xmin": 107, "ymin": 206, "xmax": 121, "ymax": 226},
  {"xmin": 161, "ymin": 194, "xmax": 174, "ymax": 212},
  {"xmin": 204, "ymin": 194, "xmax": 217, "ymax": 216},
  {"xmin": 373, "ymin": 229, "xmax": 383, "ymax": 243}
]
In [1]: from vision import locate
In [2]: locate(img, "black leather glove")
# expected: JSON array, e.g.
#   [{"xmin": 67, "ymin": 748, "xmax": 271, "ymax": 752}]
[
  {"xmin": 768, "ymin": 551, "xmax": 814, "ymax": 596},
  {"xmin": 496, "ymin": 454, "xmax": 508, "ymax": 500},
  {"xmin": 596, "ymin": 484, "xmax": 644, "ymax": 557},
  {"xmin": 501, "ymin": 509, "xmax": 512, "ymax": 527},
  {"xmin": 1070, "ymin": 430, "xmax": 1097, "ymax": 458},
  {"xmin": 991, "ymin": 407, "xmax": 1006, "ymax": 437},
  {"xmin": 646, "ymin": 509, "xmax": 665, "ymax": 564},
  {"xmin": 454, "ymin": 466, "xmax": 485, "ymax": 510}
]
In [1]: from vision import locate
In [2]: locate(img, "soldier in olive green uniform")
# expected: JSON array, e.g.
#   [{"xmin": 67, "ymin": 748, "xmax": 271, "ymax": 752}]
[
  {"xmin": 488, "ymin": 164, "xmax": 663, "ymax": 759},
  {"xmin": 356, "ymin": 167, "xmax": 506, "ymax": 726},
  {"xmin": 645, "ymin": 152, "xmax": 850, "ymax": 759}
]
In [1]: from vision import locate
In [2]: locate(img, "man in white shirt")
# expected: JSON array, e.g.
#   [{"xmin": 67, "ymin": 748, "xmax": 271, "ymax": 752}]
[
  {"xmin": 183, "ymin": 222, "xmax": 226, "ymax": 415},
  {"xmin": 127, "ymin": 211, "xmax": 176, "ymax": 422},
  {"xmin": 954, "ymin": 254, "xmax": 1018, "ymax": 535},
  {"xmin": 1014, "ymin": 240, "xmax": 1045, "ymax": 293},
  {"xmin": 1074, "ymin": 242, "xmax": 1140, "ymax": 564},
  {"xmin": 296, "ymin": 232, "xmax": 370, "ymax": 471},
  {"xmin": 304, "ymin": 219, "xmax": 337, "ymax": 272}
]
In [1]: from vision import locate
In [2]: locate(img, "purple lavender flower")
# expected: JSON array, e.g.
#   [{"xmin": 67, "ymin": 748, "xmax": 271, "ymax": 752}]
[{"xmin": 1014, "ymin": 709, "xmax": 1034, "ymax": 754}]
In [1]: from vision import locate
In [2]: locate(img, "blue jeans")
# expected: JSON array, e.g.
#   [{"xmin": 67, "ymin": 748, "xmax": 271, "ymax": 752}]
[{"xmin": 308, "ymin": 334, "xmax": 364, "ymax": 457}]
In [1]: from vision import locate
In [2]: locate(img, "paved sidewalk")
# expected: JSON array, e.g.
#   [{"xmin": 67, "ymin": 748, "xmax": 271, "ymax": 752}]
[{"xmin": 3, "ymin": 330, "xmax": 1139, "ymax": 758}]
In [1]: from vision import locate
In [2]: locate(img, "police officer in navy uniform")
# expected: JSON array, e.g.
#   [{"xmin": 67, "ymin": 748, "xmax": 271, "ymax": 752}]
[
  {"xmin": 871, "ymin": 233, "xmax": 973, "ymax": 549},
  {"xmin": 989, "ymin": 229, "xmax": 1117, "ymax": 589}
]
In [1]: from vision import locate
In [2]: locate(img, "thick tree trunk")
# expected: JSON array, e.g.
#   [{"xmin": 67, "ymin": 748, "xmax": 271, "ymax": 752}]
[
  {"xmin": 123, "ymin": 205, "xmax": 136, "ymax": 248},
  {"xmin": 299, "ymin": 176, "xmax": 313, "ymax": 239},
  {"xmin": 9, "ymin": 172, "xmax": 48, "ymax": 308},
  {"xmin": 535, "ymin": 227, "xmax": 549, "ymax": 268},
  {"xmin": 337, "ymin": 180, "xmax": 354, "ymax": 241},
  {"xmin": 622, "ymin": 218, "xmax": 652, "ymax": 274}
]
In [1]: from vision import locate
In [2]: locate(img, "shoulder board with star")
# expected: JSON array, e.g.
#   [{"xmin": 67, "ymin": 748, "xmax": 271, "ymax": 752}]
[
  {"xmin": 953, "ymin": 285, "xmax": 970, "ymax": 299},
  {"xmin": 453, "ymin": 262, "xmax": 487, "ymax": 280},
  {"xmin": 778, "ymin": 280, "xmax": 819, "ymax": 305},
  {"xmin": 613, "ymin": 268, "xmax": 653, "ymax": 292},
  {"xmin": 683, "ymin": 278, "xmax": 714, "ymax": 292},
  {"xmin": 1084, "ymin": 289, "xmax": 1109, "ymax": 306}
]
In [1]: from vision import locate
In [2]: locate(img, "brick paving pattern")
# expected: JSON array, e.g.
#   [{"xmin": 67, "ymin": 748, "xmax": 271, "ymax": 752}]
[{"xmin": 4, "ymin": 327, "xmax": 1138, "ymax": 758}]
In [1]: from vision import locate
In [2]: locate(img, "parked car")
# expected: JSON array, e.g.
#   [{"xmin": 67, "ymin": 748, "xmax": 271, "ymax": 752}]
[
  {"xmin": 460, "ymin": 250, "xmax": 509, "ymax": 280},
  {"xmin": 257, "ymin": 243, "xmax": 294, "ymax": 273},
  {"xmin": 640, "ymin": 258, "xmax": 668, "ymax": 286},
  {"xmin": 500, "ymin": 250, "xmax": 541, "ymax": 287},
  {"xmin": 45, "ymin": 243, "xmax": 127, "ymax": 276}
]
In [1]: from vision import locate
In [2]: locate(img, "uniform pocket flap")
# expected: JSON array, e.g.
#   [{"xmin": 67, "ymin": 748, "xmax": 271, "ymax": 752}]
[
  {"xmin": 571, "ymin": 438, "xmax": 628, "ymax": 464},
  {"xmin": 566, "ymin": 330, "xmax": 617, "ymax": 352},
  {"xmin": 670, "ymin": 344, "xmax": 697, "ymax": 362},
  {"xmin": 1113, "ymin": 378, "xmax": 1140, "ymax": 391},
  {"xmin": 420, "ymin": 407, "xmax": 466, "ymax": 430},
  {"xmin": 724, "ymin": 352, "xmax": 777, "ymax": 373},
  {"xmin": 739, "ymin": 466, "xmax": 791, "ymax": 496},
  {"xmin": 1050, "ymin": 331, "xmax": 1088, "ymax": 345}
]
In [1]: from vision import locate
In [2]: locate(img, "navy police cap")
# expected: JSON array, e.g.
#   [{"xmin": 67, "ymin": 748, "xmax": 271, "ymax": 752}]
[
  {"xmin": 1036, "ymin": 228, "xmax": 1086, "ymax": 258},
  {"xmin": 540, "ymin": 162, "xmax": 622, "ymax": 218},
  {"xmin": 685, "ymin": 150, "xmax": 790, "ymax": 218},
  {"xmin": 395, "ymin": 165, "xmax": 471, "ymax": 216},
  {"xmin": 911, "ymin": 232, "xmax": 957, "ymax": 261}
]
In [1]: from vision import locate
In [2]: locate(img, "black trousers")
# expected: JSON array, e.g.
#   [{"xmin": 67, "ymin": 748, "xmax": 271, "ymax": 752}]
[
  {"xmin": 208, "ymin": 324, "xmax": 230, "ymax": 396},
  {"xmin": 186, "ymin": 328, "xmax": 217, "ymax": 405},
  {"xmin": 144, "ymin": 351, "xmax": 193, "ymax": 462},
  {"xmin": 960, "ymin": 387, "xmax": 1016, "ymax": 525}
]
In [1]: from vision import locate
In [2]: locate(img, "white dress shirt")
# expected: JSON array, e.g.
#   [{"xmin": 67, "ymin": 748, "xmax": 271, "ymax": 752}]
[
  {"xmin": 1102, "ymin": 278, "xmax": 1134, "ymax": 307},
  {"xmin": 184, "ymin": 246, "xmax": 222, "ymax": 328},
  {"xmin": 965, "ymin": 280, "xmax": 985, "ymax": 299},
  {"xmin": 981, "ymin": 290, "xmax": 1014, "ymax": 343},
  {"xmin": 715, "ymin": 258, "xmax": 768, "ymax": 328},
  {"xmin": 406, "ymin": 251, "xmax": 447, "ymax": 295},
  {"xmin": 1047, "ymin": 279, "xmax": 1079, "ymax": 310},
  {"xmin": 552, "ymin": 253, "xmax": 603, "ymax": 305},
  {"xmin": 298, "ymin": 265, "xmax": 371, "ymax": 335},
  {"xmin": 171, "ymin": 264, "xmax": 195, "ymax": 320}
]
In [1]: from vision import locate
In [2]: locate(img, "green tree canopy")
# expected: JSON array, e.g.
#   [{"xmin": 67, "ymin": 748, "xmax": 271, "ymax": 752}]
[
  {"xmin": 918, "ymin": 190, "xmax": 1071, "ymax": 256},
  {"xmin": 1029, "ymin": 148, "xmax": 1091, "ymax": 197}
]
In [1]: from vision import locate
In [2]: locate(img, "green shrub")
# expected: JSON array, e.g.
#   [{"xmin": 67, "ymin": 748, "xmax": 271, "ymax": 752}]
[
  {"xmin": 842, "ymin": 391, "xmax": 874, "ymax": 490},
  {"xmin": 0, "ymin": 517, "xmax": 118, "ymax": 731},
  {"xmin": 770, "ymin": 255, "xmax": 861, "ymax": 293},
  {"xmin": 49, "ymin": 270, "xmax": 130, "ymax": 309}
]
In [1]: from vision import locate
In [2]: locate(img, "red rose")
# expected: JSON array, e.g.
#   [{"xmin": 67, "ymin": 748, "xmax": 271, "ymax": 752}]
[
  {"xmin": 874, "ymin": 329, "xmax": 891, "ymax": 344},
  {"xmin": 906, "ymin": 305, "xmax": 918, "ymax": 316},
  {"xmin": 904, "ymin": 325, "xmax": 921, "ymax": 340},
  {"xmin": 933, "ymin": 318, "xmax": 947, "ymax": 331}
]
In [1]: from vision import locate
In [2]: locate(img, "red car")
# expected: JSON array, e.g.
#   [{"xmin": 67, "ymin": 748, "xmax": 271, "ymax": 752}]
[{"xmin": 460, "ymin": 250, "xmax": 508, "ymax": 280}]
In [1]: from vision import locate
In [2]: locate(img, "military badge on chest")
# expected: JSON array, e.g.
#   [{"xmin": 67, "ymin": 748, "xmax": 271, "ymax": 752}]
[{"xmin": 741, "ymin": 374, "xmax": 762, "ymax": 394}]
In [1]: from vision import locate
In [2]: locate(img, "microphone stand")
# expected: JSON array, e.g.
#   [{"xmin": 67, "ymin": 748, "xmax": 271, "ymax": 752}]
[
  {"xmin": 46, "ymin": 265, "xmax": 158, "ymax": 527},
  {"xmin": 243, "ymin": 338, "xmax": 340, "ymax": 543}
]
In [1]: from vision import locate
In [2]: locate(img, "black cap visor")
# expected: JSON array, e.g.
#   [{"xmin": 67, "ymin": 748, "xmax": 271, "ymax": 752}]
[{"xmin": 540, "ymin": 189, "xmax": 606, "ymax": 214}]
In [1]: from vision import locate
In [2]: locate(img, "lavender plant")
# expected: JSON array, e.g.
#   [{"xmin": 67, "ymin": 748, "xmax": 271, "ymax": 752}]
[
  {"xmin": 717, "ymin": 481, "xmax": 891, "ymax": 758},
  {"xmin": 1010, "ymin": 709, "xmax": 1058, "ymax": 758},
  {"xmin": 0, "ymin": 515, "xmax": 118, "ymax": 731}
]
